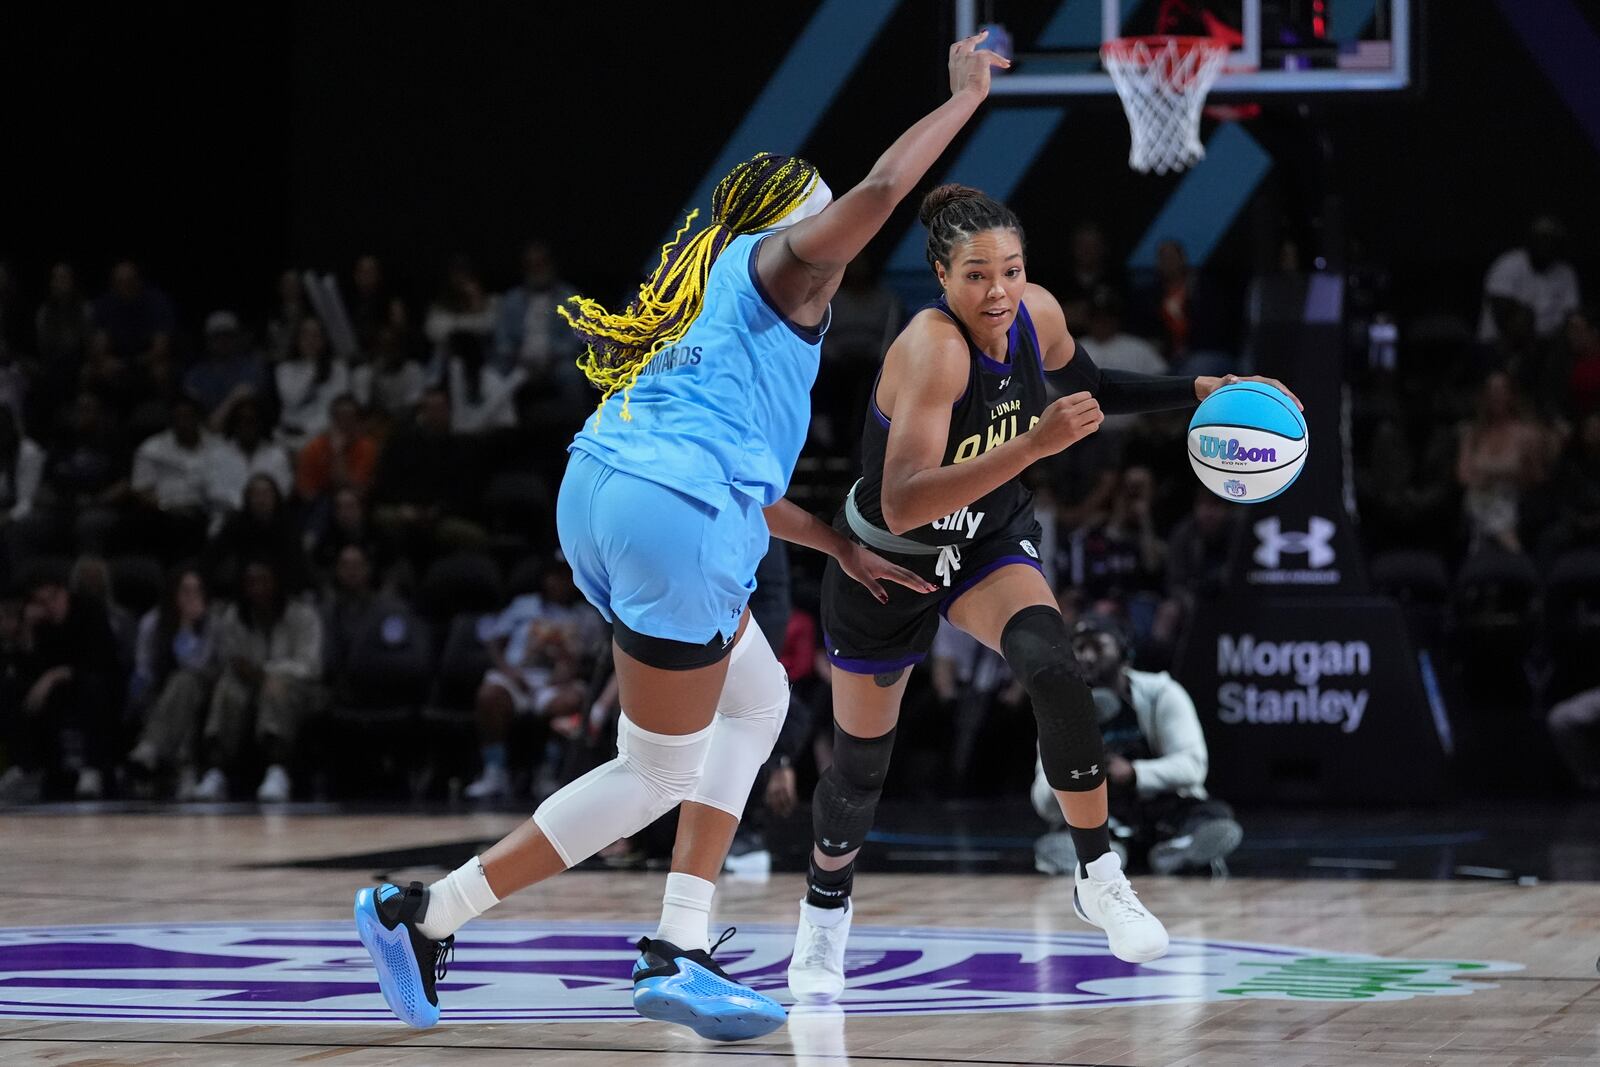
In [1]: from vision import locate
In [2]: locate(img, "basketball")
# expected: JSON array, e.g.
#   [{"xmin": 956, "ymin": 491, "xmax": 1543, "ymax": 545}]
[{"xmin": 1186, "ymin": 382, "xmax": 1308, "ymax": 503}]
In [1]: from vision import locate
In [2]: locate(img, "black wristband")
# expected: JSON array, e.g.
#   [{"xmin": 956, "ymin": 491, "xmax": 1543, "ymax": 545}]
[
  {"xmin": 1050, "ymin": 342, "xmax": 1199, "ymax": 415},
  {"xmin": 1097, "ymin": 369, "xmax": 1200, "ymax": 414}
]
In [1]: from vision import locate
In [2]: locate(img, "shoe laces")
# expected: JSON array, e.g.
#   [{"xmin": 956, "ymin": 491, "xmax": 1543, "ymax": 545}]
[
  {"xmin": 708, "ymin": 926, "xmax": 737, "ymax": 958},
  {"xmin": 1097, "ymin": 873, "xmax": 1149, "ymax": 924},
  {"xmin": 429, "ymin": 934, "xmax": 455, "ymax": 983},
  {"xmin": 799, "ymin": 917, "xmax": 842, "ymax": 968}
]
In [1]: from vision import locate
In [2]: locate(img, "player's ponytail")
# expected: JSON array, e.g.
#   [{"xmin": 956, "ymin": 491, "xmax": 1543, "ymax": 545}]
[
  {"xmin": 560, "ymin": 153, "xmax": 821, "ymax": 426},
  {"xmin": 919, "ymin": 183, "xmax": 1025, "ymax": 273}
]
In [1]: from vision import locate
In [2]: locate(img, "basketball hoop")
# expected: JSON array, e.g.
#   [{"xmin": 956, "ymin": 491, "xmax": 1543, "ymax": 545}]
[{"xmin": 1101, "ymin": 36, "xmax": 1228, "ymax": 175}]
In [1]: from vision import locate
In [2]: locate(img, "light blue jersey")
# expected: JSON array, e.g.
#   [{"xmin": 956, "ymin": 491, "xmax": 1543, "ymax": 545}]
[
  {"xmin": 559, "ymin": 232, "xmax": 827, "ymax": 645},
  {"xmin": 568, "ymin": 232, "xmax": 826, "ymax": 511}
]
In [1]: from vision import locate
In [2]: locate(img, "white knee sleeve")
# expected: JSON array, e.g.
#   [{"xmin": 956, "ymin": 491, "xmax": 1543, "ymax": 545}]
[
  {"xmin": 533, "ymin": 713, "xmax": 712, "ymax": 867},
  {"xmin": 687, "ymin": 620, "xmax": 790, "ymax": 817}
]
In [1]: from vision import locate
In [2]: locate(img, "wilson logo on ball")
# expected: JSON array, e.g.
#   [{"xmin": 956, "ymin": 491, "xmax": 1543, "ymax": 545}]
[{"xmin": 1197, "ymin": 435, "xmax": 1278, "ymax": 464}]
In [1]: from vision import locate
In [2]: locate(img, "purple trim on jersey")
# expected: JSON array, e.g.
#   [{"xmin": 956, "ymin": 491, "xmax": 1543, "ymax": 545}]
[
  {"xmin": 871, "ymin": 395, "xmax": 891, "ymax": 429},
  {"xmin": 922, "ymin": 295, "xmax": 1028, "ymax": 376},
  {"xmin": 977, "ymin": 314, "xmax": 1023, "ymax": 376},
  {"xmin": 938, "ymin": 555, "xmax": 1044, "ymax": 619},
  {"xmin": 1016, "ymin": 302, "xmax": 1045, "ymax": 377},
  {"xmin": 748, "ymin": 237, "xmax": 826, "ymax": 345},
  {"xmin": 868, "ymin": 381, "xmax": 964, "ymax": 429},
  {"xmin": 869, "ymin": 366, "xmax": 893, "ymax": 428},
  {"xmin": 871, "ymin": 318, "xmax": 971, "ymax": 427},
  {"xmin": 823, "ymin": 631, "xmax": 928, "ymax": 675},
  {"xmin": 976, "ymin": 350, "xmax": 1010, "ymax": 376}
]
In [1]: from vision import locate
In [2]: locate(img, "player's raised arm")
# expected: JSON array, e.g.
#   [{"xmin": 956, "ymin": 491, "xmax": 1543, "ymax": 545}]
[{"xmin": 756, "ymin": 33, "xmax": 1009, "ymax": 315}]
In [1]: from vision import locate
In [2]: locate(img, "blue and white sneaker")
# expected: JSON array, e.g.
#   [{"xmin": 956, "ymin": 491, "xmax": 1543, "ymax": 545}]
[
  {"xmin": 354, "ymin": 881, "xmax": 455, "ymax": 1028},
  {"xmin": 632, "ymin": 927, "xmax": 786, "ymax": 1041}
]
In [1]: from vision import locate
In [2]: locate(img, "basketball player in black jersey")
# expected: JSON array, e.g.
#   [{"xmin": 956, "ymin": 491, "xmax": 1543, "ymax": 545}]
[{"xmin": 787, "ymin": 184, "xmax": 1300, "ymax": 1001}]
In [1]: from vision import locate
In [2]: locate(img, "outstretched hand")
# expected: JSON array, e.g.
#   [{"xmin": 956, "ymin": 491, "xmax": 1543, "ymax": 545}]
[
  {"xmin": 1197, "ymin": 374, "xmax": 1304, "ymax": 411},
  {"xmin": 949, "ymin": 30, "xmax": 1011, "ymax": 99},
  {"xmin": 839, "ymin": 543, "xmax": 938, "ymax": 606}
]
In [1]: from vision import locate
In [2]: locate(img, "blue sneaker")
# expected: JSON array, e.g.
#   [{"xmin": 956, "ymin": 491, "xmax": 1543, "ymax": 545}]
[
  {"xmin": 632, "ymin": 926, "xmax": 786, "ymax": 1041},
  {"xmin": 353, "ymin": 881, "xmax": 454, "ymax": 1028}
]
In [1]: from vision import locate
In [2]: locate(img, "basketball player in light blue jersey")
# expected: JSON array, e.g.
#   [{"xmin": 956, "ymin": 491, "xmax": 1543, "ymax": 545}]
[{"xmin": 355, "ymin": 33, "xmax": 1010, "ymax": 1041}]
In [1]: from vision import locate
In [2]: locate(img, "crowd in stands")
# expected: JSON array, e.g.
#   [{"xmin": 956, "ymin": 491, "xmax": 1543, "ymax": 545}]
[{"xmin": 0, "ymin": 213, "xmax": 1595, "ymax": 822}]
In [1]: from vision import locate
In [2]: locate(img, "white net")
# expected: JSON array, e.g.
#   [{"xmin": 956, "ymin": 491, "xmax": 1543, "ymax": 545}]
[{"xmin": 1101, "ymin": 36, "xmax": 1228, "ymax": 175}]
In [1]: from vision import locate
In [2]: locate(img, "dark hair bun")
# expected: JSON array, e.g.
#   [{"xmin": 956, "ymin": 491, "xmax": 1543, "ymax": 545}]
[{"xmin": 918, "ymin": 183, "xmax": 985, "ymax": 227}]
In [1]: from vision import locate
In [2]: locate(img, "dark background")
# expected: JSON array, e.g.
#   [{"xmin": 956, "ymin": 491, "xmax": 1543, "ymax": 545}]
[{"xmin": 5, "ymin": 1, "xmax": 1597, "ymax": 325}]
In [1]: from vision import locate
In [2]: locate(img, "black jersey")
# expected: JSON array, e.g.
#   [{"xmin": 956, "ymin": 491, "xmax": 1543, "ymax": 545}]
[{"xmin": 853, "ymin": 297, "xmax": 1050, "ymax": 548}]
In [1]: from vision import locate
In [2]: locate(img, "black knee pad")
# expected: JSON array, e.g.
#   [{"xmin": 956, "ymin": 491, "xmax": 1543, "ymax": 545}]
[
  {"xmin": 1001, "ymin": 605, "xmax": 1105, "ymax": 792},
  {"xmin": 812, "ymin": 724, "xmax": 896, "ymax": 857}
]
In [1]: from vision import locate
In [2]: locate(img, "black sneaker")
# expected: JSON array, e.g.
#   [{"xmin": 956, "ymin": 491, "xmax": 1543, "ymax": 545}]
[
  {"xmin": 353, "ymin": 880, "xmax": 454, "ymax": 1027},
  {"xmin": 631, "ymin": 927, "xmax": 786, "ymax": 1041}
]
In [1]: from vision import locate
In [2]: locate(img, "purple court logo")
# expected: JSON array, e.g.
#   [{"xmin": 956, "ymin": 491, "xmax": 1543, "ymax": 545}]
[
  {"xmin": 0, "ymin": 921, "xmax": 1516, "ymax": 1024},
  {"xmin": 1223, "ymin": 479, "xmax": 1248, "ymax": 498}
]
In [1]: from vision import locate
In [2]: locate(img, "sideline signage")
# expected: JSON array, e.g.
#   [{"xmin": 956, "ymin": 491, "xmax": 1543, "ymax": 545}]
[{"xmin": 1173, "ymin": 280, "xmax": 1447, "ymax": 801}]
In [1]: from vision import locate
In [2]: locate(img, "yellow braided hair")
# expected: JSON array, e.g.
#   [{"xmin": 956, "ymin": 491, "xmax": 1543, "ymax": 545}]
[{"xmin": 559, "ymin": 152, "xmax": 819, "ymax": 425}]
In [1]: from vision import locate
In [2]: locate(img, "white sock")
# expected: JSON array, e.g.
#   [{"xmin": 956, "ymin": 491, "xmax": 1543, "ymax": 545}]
[
  {"xmin": 655, "ymin": 872, "xmax": 715, "ymax": 951},
  {"xmin": 801, "ymin": 899, "xmax": 850, "ymax": 928},
  {"xmin": 417, "ymin": 856, "xmax": 501, "ymax": 941}
]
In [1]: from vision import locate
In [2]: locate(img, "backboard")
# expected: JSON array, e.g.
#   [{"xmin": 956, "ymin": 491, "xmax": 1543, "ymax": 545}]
[{"xmin": 955, "ymin": 0, "xmax": 1412, "ymax": 96}]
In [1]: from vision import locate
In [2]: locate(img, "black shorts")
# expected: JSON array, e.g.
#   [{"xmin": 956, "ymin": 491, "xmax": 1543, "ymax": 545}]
[{"xmin": 820, "ymin": 508, "xmax": 1045, "ymax": 675}]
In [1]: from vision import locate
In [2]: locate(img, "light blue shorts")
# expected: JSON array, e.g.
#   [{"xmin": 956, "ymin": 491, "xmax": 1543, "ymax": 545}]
[{"xmin": 556, "ymin": 449, "xmax": 766, "ymax": 645}]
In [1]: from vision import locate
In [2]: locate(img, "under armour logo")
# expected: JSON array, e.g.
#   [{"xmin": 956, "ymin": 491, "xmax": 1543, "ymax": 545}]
[
  {"xmin": 1253, "ymin": 516, "xmax": 1336, "ymax": 569},
  {"xmin": 820, "ymin": 838, "xmax": 848, "ymax": 850},
  {"xmin": 1069, "ymin": 765, "xmax": 1099, "ymax": 779}
]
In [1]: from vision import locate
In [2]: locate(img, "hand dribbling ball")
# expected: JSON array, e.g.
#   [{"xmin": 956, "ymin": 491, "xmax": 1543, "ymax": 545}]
[{"xmin": 1186, "ymin": 382, "xmax": 1308, "ymax": 503}]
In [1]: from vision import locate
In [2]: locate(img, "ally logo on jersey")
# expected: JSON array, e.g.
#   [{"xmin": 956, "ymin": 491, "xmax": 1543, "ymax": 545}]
[{"xmin": 930, "ymin": 505, "xmax": 985, "ymax": 539}]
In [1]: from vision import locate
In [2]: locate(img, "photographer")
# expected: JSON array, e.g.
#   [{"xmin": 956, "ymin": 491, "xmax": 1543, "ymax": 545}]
[{"xmin": 1032, "ymin": 613, "xmax": 1241, "ymax": 875}]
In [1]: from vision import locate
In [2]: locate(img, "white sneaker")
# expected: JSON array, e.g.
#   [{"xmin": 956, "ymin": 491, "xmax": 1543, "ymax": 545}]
[
  {"xmin": 191, "ymin": 767, "xmax": 229, "ymax": 802},
  {"xmin": 174, "ymin": 765, "xmax": 199, "ymax": 801},
  {"xmin": 0, "ymin": 766, "xmax": 42, "ymax": 802},
  {"xmin": 788, "ymin": 899, "xmax": 852, "ymax": 1002},
  {"xmin": 74, "ymin": 767, "xmax": 104, "ymax": 800},
  {"xmin": 464, "ymin": 764, "xmax": 510, "ymax": 800},
  {"xmin": 1074, "ymin": 851, "xmax": 1169, "ymax": 963},
  {"xmin": 256, "ymin": 764, "xmax": 291, "ymax": 803}
]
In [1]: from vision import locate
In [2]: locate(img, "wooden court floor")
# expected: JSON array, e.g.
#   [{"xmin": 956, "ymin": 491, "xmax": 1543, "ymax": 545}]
[{"xmin": 0, "ymin": 811, "xmax": 1595, "ymax": 1066}]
